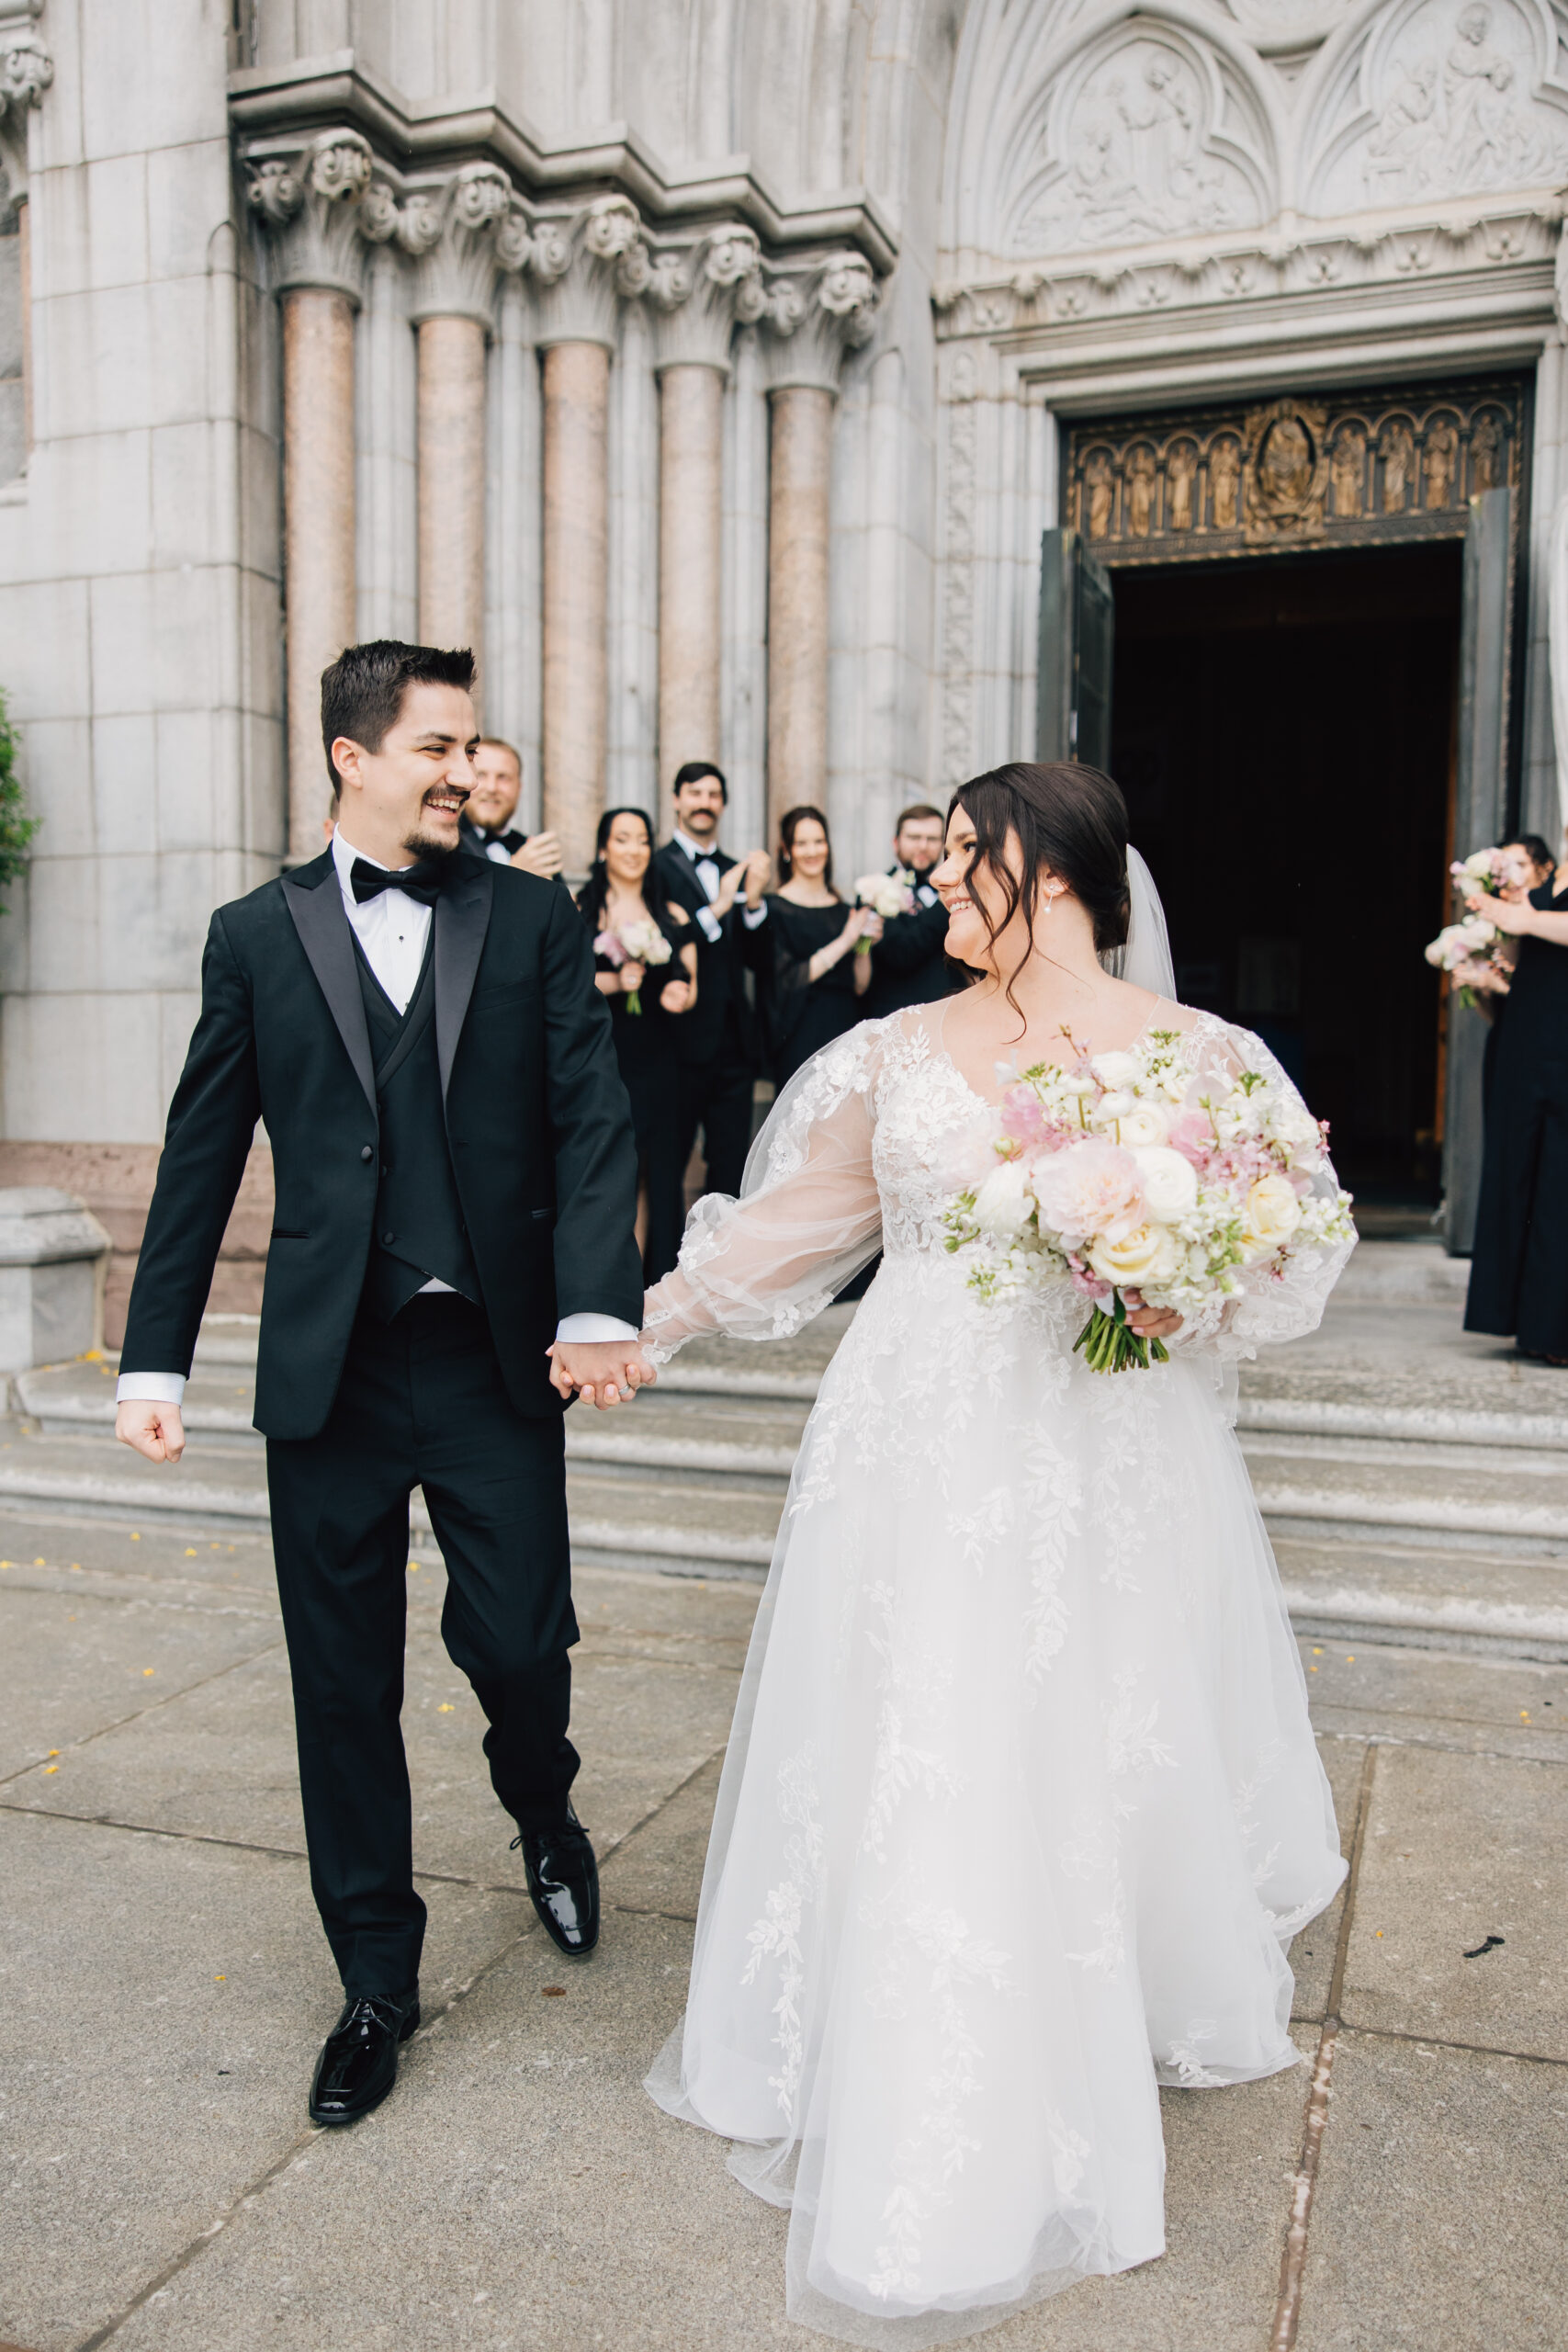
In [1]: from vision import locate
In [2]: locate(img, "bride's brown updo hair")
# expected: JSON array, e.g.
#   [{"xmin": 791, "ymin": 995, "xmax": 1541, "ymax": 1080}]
[{"xmin": 948, "ymin": 762, "xmax": 1131, "ymax": 1002}]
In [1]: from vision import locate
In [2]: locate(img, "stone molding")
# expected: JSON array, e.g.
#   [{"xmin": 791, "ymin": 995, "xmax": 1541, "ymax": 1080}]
[
  {"xmin": 394, "ymin": 162, "xmax": 529, "ymax": 330},
  {"xmin": 246, "ymin": 128, "xmax": 378, "ymax": 303},
  {"xmin": 762, "ymin": 251, "xmax": 881, "ymax": 395},
  {"xmin": 648, "ymin": 224, "xmax": 767, "ymax": 376},
  {"xmin": 931, "ymin": 198, "xmax": 1564, "ymax": 345},
  {"xmin": 0, "ymin": 8, "xmax": 51, "ymax": 204}
]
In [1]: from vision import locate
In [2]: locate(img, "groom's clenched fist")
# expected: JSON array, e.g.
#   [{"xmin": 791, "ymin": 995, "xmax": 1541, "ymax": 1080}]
[
  {"xmin": 116, "ymin": 1398, "xmax": 186, "ymax": 1463},
  {"xmin": 546, "ymin": 1339, "xmax": 656, "ymax": 1410}
]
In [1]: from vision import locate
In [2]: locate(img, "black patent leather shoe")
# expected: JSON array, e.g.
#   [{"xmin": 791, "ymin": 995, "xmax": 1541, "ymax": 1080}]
[
  {"xmin": 513, "ymin": 1808, "xmax": 599, "ymax": 1960},
  {"xmin": 308, "ymin": 1987, "xmax": 420, "ymax": 2127}
]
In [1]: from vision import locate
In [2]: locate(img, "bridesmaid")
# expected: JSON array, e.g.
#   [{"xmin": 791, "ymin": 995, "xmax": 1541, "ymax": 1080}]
[
  {"xmin": 576, "ymin": 807, "xmax": 698, "ymax": 1281},
  {"xmin": 1463, "ymin": 833, "xmax": 1568, "ymax": 1362},
  {"xmin": 763, "ymin": 806, "xmax": 881, "ymax": 1088}
]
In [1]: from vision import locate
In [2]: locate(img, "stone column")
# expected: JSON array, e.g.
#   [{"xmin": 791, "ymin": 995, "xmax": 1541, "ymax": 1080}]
[
  {"xmin": 761, "ymin": 254, "xmax": 880, "ymax": 835},
  {"xmin": 248, "ymin": 132, "xmax": 379, "ymax": 864},
  {"xmin": 650, "ymin": 228, "xmax": 765, "ymax": 814},
  {"xmin": 533, "ymin": 198, "xmax": 648, "ymax": 872},
  {"xmin": 398, "ymin": 164, "xmax": 530, "ymax": 658},
  {"xmin": 0, "ymin": 18, "xmax": 54, "ymax": 462}
]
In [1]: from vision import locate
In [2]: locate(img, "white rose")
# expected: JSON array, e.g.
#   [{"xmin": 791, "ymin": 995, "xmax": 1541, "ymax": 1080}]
[
  {"xmin": 1131, "ymin": 1144, "xmax": 1199, "ymax": 1219},
  {"xmin": 1090, "ymin": 1051, "xmax": 1141, "ymax": 1091},
  {"xmin": 973, "ymin": 1158, "xmax": 1034, "ymax": 1240},
  {"xmin": 1116, "ymin": 1102, "xmax": 1169, "ymax": 1148},
  {"xmin": 1267, "ymin": 1097, "xmax": 1321, "ymax": 1156},
  {"xmin": 1240, "ymin": 1172, "xmax": 1303, "ymax": 1261},
  {"xmin": 1088, "ymin": 1221, "xmax": 1180, "ymax": 1288}
]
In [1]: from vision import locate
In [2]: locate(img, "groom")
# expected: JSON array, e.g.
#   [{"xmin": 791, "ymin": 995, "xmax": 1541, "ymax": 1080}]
[{"xmin": 115, "ymin": 640, "xmax": 652, "ymax": 2125}]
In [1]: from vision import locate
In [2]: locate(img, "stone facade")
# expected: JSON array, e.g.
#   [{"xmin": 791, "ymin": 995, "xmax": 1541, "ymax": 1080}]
[{"xmin": 0, "ymin": 1, "xmax": 1564, "ymax": 1313}]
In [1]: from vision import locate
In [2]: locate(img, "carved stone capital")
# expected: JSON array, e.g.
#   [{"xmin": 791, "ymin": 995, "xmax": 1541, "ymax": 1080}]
[
  {"xmin": 395, "ymin": 163, "xmax": 526, "ymax": 330},
  {"xmin": 531, "ymin": 194, "xmax": 648, "ymax": 350},
  {"xmin": 0, "ymin": 15, "xmax": 51, "ymax": 204},
  {"xmin": 647, "ymin": 223, "xmax": 765, "ymax": 376},
  {"xmin": 761, "ymin": 251, "xmax": 881, "ymax": 395},
  {"xmin": 246, "ymin": 129, "xmax": 377, "ymax": 304}
]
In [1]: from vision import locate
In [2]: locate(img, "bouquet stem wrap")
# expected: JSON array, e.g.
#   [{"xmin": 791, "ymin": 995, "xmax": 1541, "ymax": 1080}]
[{"xmin": 1074, "ymin": 1291, "xmax": 1169, "ymax": 1374}]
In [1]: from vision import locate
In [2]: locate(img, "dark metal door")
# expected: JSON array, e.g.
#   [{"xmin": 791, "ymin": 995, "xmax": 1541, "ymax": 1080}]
[
  {"xmin": 1037, "ymin": 528, "xmax": 1114, "ymax": 771},
  {"xmin": 1445, "ymin": 485, "xmax": 1514, "ymax": 1254}
]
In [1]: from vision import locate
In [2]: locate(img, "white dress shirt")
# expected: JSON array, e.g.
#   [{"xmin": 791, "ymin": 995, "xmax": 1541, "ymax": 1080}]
[
  {"xmin": 117, "ymin": 828, "xmax": 636, "ymax": 1407},
  {"xmin": 672, "ymin": 829, "xmax": 768, "ymax": 943}
]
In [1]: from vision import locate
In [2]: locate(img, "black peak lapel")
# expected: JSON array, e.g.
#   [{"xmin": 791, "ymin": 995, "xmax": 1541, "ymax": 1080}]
[
  {"xmin": 282, "ymin": 865, "xmax": 378, "ymax": 1114},
  {"xmin": 434, "ymin": 854, "xmax": 494, "ymax": 1101}
]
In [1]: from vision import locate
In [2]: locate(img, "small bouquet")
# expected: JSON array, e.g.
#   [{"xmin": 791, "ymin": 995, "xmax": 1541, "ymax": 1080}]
[
  {"xmin": 853, "ymin": 870, "xmax": 917, "ymax": 953},
  {"xmin": 942, "ymin": 1029, "xmax": 1354, "ymax": 1374},
  {"xmin": 594, "ymin": 917, "xmax": 671, "ymax": 1013},
  {"xmin": 1423, "ymin": 849, "xmax": 1529, "ymax": 1006}
]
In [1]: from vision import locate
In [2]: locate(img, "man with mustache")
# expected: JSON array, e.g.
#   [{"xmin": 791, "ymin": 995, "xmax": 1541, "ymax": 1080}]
[{"xmin": 114, "ymin": 640, "xmax": 649, "ymax": 2128}]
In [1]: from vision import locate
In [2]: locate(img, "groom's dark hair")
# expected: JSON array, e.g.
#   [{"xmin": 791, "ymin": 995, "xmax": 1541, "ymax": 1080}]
[{"xmin": 321, "ymin": 641, "xmax": 477, "ymax": 785}]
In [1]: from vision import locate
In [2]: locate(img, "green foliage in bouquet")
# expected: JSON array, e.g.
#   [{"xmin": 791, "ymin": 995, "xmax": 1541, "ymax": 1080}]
[{"xmin": 0, "ymin": 690, "xmax": 39, "ymax": 906}]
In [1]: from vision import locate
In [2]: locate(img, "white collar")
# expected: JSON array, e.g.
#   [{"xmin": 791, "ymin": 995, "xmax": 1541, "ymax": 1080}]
[
  {"xmin": 674, "ymin": 828, "xmax": 720, "ymax": 865},
  {"xmin": 332, "ymin": 827, "xmax": 423, "ymax": 894}
]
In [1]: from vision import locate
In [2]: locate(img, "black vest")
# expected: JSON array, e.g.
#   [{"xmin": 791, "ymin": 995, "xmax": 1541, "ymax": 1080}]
[{"xmin": 353, "ymin": 933, "xmax": 481, "ymax": 1323}]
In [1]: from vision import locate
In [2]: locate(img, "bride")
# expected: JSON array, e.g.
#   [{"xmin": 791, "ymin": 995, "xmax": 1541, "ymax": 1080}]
[{"xmin": 637, "ymin": 761, "xmax": 1352, "ymax": 2346}]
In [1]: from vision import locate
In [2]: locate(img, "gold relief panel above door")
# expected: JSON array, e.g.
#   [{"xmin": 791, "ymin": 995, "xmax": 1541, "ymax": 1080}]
[{"xmin": 1063, "ymin": 378, "xmax": 1529, "ymax": 564}]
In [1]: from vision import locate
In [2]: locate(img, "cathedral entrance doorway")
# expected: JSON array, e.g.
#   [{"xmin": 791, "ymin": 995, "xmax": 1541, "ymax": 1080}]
[{"xmin": 1039, "ymin": 374, "xmax": 1532, "ymax": 1233}]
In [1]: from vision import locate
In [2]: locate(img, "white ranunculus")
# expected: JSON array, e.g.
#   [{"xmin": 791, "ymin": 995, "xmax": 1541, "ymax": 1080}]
[
  {"xmin": 1090, "ymin": 1088, "xmax": 1137, "ymax": 1130},
  {"xmin": 1088, "ymin": 1220, "xmax": 1180, "ymax": 1288},
  {"xmin": 1090, "ymin": 1050, "xmax": 1141, "ymax": 1091},
  {"xmin": 1131, "ymin": 1144, "xmax": 1199, "ymax": 1219},
  {"xmin": 973, "ymin": 1158, "xmax": 1034, "ymax": 1240},
  {"xmin": 1115, "ymin": 1102, "xmax": 1169, "ymax": 1148},
  {"xmin": 1240, "ymin": 1171, "xmax": 1303, "ymax": 1261}
]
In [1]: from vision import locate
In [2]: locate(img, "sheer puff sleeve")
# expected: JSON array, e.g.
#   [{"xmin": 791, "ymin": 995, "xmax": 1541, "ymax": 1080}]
[
  {"xmin": 1168, "ymin": 1016, "xmax": 1357, "ymax": 1363},
  {"xmin": 640, "ymin": 1022, "xmax": 886, "ymax": 1362}
]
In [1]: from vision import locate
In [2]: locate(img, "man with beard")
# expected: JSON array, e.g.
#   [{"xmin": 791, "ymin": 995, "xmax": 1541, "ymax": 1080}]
[
  {"xmin": 115, "ymin": 640, "xmax": 649, "ymax": 2128},
  {"xmin": 458, "ymin": 736, "xmax": 563, "ymax": 878},
  {"xmin": 654, "ymin": 761, "xmax": 772, "ymax": 1198},
  {"xmin": 864, "ymin": 803, "xmax": 957, "ymax": 1017}
]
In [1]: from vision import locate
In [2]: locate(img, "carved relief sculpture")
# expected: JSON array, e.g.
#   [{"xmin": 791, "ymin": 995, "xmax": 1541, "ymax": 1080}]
[
  {"xmin": 1350, "ymin": 0, "xmax": 1568, "ymax": 207},
  {"xmin": 1243, "ymin": 401, "xmax": 1329, "ymax": 540},
  {"xmin": 1127, "ymin": 445, "xmax": 1156, "ymax": 537},
  {"xmin": 1425, "ymin": 417, "xmax": 1460, "ymax": 508},
  {"xmin": 1209, "ymin": 438, "xmax": 1241, "ymax": 531},
  {"xmin": 1471, "ymin": 411, "xmax": 1503, "ymax": 489},
  {"xmin": 1167, "ymin": 441, "xmax": 1197, "ymax": 531},
  {"xmin": 1084, "ymin": 449, "xmax": 1114, "ymax": 540},
  {"xmin": 1331, "ymin": 423, "xmax": 1368, "ymax": 518},
  {"xmin": 1379, "ymin": 417, "xmax": 1416, "ymax": 512}
]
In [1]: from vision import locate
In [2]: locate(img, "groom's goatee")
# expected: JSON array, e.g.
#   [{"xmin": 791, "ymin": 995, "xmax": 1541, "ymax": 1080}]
[{"xmin": 400, "ymin": 830, "xmax": 462, "ymax": 865}]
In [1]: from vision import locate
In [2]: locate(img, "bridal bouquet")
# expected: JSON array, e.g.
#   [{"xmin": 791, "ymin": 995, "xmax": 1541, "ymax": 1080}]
[
  {"xmin": 942, "ymin": 1029, "xmax": 1354, "ymax": 1373},
  {"xmin": 594, "ymin": 917, "xmax": 671, "ymax": 1014}
]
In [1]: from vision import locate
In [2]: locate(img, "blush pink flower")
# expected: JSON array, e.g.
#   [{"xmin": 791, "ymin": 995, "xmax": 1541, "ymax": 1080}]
[
  {"xmin": 1000, "ymin": 1084, "xmax": 1049, "ymax": 1147},
  {"xmin": 1167, "ymin": 1109, "xmax": 1213, "ymax": 1169},
  {"xmin": 1032, "ymin": 1139, "xmax": 1145, "ymax": 1244}
]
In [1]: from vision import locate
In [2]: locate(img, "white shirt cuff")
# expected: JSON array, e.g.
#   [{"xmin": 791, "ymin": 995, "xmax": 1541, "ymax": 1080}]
[
  {"xmin": 554, "ymin": 1314, "xmax": 641, "ymax": 1343},
  {"xmin": 695, "ymin": 905, "xmax": 723, "ymax": 944},
  {"xmin": 741, "ymin": 901, "xmax": 768, "ymax": 929},
  {"xmin": 116, "ymin": 1373, "xmax": 187, "ymax": 1406}
]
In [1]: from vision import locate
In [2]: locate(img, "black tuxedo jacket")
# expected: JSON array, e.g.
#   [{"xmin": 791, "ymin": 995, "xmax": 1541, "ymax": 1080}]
[
  {"xmin": 120, "ymin": 849, "xmax": 644, "ymax": 1441},
  {"xmin": 866, "ymin": 876, "xmax": 955, "ymax": 1020},
  {"xmin": 654, "ymin": 839, "xmax": 768, "ymax": 1072}
]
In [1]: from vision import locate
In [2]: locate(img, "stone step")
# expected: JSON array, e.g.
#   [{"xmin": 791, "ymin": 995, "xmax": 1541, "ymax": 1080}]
[{"xmin": 1239, "ymin": 1437, "xmax": 1568, "ymax": 1555}]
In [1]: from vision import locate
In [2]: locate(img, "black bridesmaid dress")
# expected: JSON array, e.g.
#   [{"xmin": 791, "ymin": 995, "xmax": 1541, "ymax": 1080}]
[
  {"xmin": 764, "ymin": 897, "xmax": 865, "ymax": 1088},
  {"xmin": 1465, "ymin": 876, "xmax": 1568, "ymax": 1357},
  {"xmin": 594, "ymin": 923, "xmax": 687, "ymax": 1283}
]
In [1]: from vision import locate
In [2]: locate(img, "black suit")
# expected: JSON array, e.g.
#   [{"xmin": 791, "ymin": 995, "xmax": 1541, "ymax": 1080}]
[
  {"xmin": 654, "ymin": 838, "xmax": 769, "ymax": 1198},
  {"xmin": 121, "ymin": 848, "xmax": 642, "ymax": 1998},
  {"xmin": 865, "ymin": 875, "xmax": 955, "ymax": 1019}
]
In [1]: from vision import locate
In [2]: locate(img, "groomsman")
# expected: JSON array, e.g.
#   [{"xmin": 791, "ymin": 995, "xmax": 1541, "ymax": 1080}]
[
  {"xmin": 655, "ymin": 762, "xmax": 772, "ymax": 1199},
  {"xmin": 865, "ymin": 802, "xmax": 957, "ymax": 1018},
  {"xmin": 459, "ymin": 737, "xmax": 564, "ymax": 879}
]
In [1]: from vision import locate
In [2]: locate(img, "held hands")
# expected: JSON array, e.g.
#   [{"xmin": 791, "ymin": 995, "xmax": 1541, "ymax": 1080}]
[
  {"xmin": 1122, "ymin": 1291, "xmax": 1184, "ymax": 1342},
  {"xmin": 116, "ymin": 1399, "xmax": 186, "ymax": 1463},
  {"xmin": 546, "ymin": 1339, "xmax": 657, "ymax": 1410}
]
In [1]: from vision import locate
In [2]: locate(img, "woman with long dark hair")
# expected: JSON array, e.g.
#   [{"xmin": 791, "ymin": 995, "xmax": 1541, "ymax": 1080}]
[
  {"xmin": 576, "ymin": 806, "xmax": 697, "ymax": 1281},
  {"xmin": 1462, "ymin": 829, "xmax": 1568, "ymax": 1359},
  {"xmin": 762, "ymin": 804, "xmax": 880, "ymax": 1086},
  {"xmin": 637, "ymin": 763, "xmax": 1353, "ymax": 2344}
]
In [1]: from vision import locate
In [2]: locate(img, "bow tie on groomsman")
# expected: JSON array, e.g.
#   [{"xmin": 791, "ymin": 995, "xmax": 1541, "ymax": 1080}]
[{"xmin": 350, "ymin": 855, "xmax": 450, "ymax": 908}]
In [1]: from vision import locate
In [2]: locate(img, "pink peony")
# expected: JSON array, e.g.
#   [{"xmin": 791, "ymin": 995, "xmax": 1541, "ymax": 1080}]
[
  {"xmin": 1167, "ymin": 1109, "xmax": 1213, "ymax": 1169},
  {"xmin": 1000, "ymin": 1084, "xmax": 1049, "ymax": 1147},
  {"xmin": 1032, "ymin": 1138, "xmax": 1145, "ymax": 1244}
]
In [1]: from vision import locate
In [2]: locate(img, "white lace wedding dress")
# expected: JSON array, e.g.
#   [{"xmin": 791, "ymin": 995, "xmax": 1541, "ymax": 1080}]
[{"xmin": 641, "ymin": 998, "xmax": 1352, "ymax": 2347}]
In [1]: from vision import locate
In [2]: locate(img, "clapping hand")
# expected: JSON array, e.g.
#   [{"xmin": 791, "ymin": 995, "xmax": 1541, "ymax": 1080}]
[
  {"xmin": 546, "ymin": 1339, "xmax": 657, "ymax": 1409},
  {"xmin": 512, "ymin": 831, "xmax": 564, "ymax": 878},
  {"xmin": 660, "ymin": 976, "xmax": 694, "ymax": 1013}
]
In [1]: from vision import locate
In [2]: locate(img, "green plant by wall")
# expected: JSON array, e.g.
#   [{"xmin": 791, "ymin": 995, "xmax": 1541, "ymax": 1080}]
[{"xmin": 0, "ymin": 689, "xmax": 39, "ymax": 903}]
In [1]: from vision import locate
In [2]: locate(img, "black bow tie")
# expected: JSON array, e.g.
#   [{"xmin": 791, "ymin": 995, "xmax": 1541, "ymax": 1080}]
[{"xmin": 350, "ymin": 856, "xmax": 446, "ymax": 908}]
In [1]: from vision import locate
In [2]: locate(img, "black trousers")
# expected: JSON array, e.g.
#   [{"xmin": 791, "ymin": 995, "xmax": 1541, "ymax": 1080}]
[
  {"xmin": 675, "ymin": 1060, "xmax": 756, "ymax": 1200},
  {"xmin": 266, "ymin": 1294, "xmax": 579, "ymax": 1999}
]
